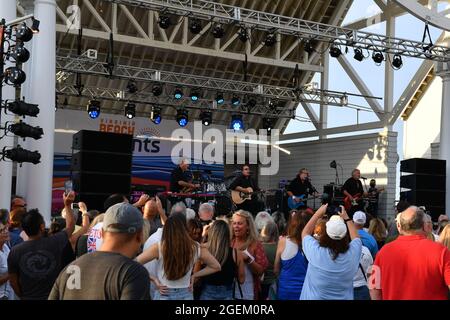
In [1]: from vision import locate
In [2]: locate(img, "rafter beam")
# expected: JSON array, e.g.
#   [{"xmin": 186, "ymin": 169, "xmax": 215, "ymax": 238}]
[
  {"xmin": 300, "ymin": 102, "xmax": 320, "ymax": 129},
  {"xmin": 120, "ymin": 4, "xmax": 149, "ymax": 39},
  {"xmin": 83, "ymin": 0, "xmax": 111, "ymax": 33}
]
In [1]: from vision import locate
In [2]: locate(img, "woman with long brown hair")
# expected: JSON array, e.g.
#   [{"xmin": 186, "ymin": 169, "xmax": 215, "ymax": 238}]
[
  {"xmin": 231, "ymin": 210, "xmax": 268, "ymax": 300},
  {"xmin": 274, "ymin": 209, "xmax": 310, "ymax": 300},
  {"xmin": 368, "ymin": 218, "xmax": 387, "ymax": 249},
  {"xmin": 137, "ymin": 213, "xmax": 221, "ymax": 300}
]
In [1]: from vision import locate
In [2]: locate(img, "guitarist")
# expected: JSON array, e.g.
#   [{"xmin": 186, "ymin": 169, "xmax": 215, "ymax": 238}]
[
  {"xmin": 169, "ymin": 159, "xmax": 201, "ymax": 205},
  {"xmin": 229, "ymin": 165, "xmax": 262, "ymax": 215},
  {"xmin": 286, "ymin": 168, "xmax": 319, "ymax": 209},
  {"xmin": 342, "ymin": 169, "xmax": 368, "ymax": 216}
]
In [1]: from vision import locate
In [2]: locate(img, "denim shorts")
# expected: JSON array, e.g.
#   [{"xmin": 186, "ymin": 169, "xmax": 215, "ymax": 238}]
[
  {"xmin": 154, "ymin": 287, "xmax": 193, "ymax": 300},
  {"xmin": 199, "ymin": 284, "xmax": 233, "ymax": 300}
]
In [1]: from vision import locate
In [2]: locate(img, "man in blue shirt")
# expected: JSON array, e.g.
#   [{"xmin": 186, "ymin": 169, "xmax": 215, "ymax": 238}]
[{"xmin": 353, "ymin": 211, "xmax": 378, "ymax": 258}]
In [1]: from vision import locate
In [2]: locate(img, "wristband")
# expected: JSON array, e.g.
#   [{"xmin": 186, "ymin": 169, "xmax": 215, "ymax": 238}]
[{"xmin": 344, "ymin": 218, "xmax": 352, "ymax": 223}]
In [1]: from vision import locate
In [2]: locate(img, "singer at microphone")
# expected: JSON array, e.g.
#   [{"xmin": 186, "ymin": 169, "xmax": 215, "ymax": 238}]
[
  {"xmin": 286, "ymin": 168, "xmax": 319, "ymax": 209},
  {"xmin": 342, "ymin": 168, "xmax": 369, "ymax": 215},
  {"xmin": 361, "ymin": 176, "xmax": 368, "ymax": 180}
]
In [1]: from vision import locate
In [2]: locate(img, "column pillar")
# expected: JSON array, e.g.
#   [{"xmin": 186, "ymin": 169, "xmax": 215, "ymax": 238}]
[
  {"xmin": 438, "ymin": 64, "xmax": 450, "ymax": 218},
  {"xmin": 0, "ymin": 0, "xmax": 17, "ymax": 211},
  {"xmin": 25, "ymin": 0, "xmax": 56, "ymax": 225}
]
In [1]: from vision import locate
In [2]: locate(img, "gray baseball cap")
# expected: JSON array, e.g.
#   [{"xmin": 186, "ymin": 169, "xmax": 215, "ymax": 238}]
[{"xmin": 103, "ymin": 202, "xmax": 143, "ymax": 233}]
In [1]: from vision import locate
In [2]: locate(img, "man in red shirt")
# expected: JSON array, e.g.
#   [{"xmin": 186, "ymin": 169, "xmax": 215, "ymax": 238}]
[{"xmin": 369, "ymin": 206, "xmax": 450, "ymax": 300}]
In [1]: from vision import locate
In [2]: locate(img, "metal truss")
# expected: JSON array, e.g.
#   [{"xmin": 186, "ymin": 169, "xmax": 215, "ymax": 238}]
[
  {"xmin": 56, "ymin": 83, "xmax": 298, "ymax": 118},
  {"xmin": 104, "ymin": 0, "xmax": 450, "ymax": 62},
  {"xmin": 55, "ymin": 53, "xmax": 349, "ymax": 107}
]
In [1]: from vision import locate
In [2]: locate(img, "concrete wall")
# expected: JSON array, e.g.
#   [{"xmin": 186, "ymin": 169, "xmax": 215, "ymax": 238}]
[{"xmin": 258, "ymin": 131, "xmax": 398, "ymax": 221}]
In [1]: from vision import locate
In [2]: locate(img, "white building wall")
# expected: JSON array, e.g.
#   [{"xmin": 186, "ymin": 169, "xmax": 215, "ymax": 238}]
[
  {"xmin": 403, "ymin": 76, "xmax": 442, "ymax": 159},
  {"xmin": 259, "ymin": 131, "xmax": 398, "ymax": 222}
]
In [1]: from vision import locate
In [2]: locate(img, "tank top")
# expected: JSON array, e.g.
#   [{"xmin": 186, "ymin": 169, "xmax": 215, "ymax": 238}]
[
  {"xmin": 278, "ymin": 238, "xmax": 308, "ymax": 300},
  {"xmin": 203, "ymin": 247, "xmax": 236, "ymax": 286},
  {"xmin": 156, "ymin": 241, "xmax": 200, "ymax": 288}
]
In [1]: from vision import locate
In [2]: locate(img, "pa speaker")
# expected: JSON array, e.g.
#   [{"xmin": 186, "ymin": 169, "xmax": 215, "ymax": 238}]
[
  {"xmin": 72, "ymin": 130, "xmax": 133, "ymax": 154},
  {"xmin": 400, "ymin": 158, "xmax": 445, "ymax": 175},
  {"xmin": 71, "ymin": 151, "xmax": 132, "ymax": 174},
  {"xmin": 400, "ymin": 174, "xmax": 446, "ymax": 190},
  {"xmin": 400, "ymin": 190, "xmax": 445, "ymax": 207},
  {"xmin": 72, "ymin": 171, "xmax": 131, "ymax": 195}
]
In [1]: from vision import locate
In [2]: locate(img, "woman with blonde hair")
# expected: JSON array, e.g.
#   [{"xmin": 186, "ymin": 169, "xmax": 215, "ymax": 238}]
[
  {"xmin": 438, "ymin": 224, "xmax": 450, "ymax": 250},
  {"xmin": 231, "ymin": 210, "xmax": 268, "ymax": 300},
  {"xmin": 368, "ymin": 218, "xmax": 387, "ymax": 249}
]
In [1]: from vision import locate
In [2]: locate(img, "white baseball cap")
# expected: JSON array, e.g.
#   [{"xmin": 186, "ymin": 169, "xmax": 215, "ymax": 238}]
[
  {"xmin": 353, "ymin": 211, "xmax": 366, "ymax": 225},
  {"xmin": 326, "ymin": 216, "xmax": 347, "ymax": 240}
]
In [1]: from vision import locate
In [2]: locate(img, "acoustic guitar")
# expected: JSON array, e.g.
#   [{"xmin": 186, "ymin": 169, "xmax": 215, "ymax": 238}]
[{"xmin": 231, "ymin": 188, "xmax": 263, "ymax": 205}]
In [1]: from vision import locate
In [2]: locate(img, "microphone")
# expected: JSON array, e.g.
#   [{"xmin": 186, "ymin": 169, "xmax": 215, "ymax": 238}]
[{"xmin": 361, "ymin": 177, "xmax": 368, "ymax": 180}]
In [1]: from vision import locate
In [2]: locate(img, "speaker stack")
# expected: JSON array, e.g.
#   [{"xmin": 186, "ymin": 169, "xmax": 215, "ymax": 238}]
[
  {"xmin": 400, "ymin": 158, "xmax": 446, "ymax": 220},
  {"xmin": 71, "ymin": 130, "xmax": 133, "ymax": 211}
]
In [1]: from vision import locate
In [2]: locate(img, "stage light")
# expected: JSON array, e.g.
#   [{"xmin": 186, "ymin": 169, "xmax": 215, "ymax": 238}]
[
  {"xmin": 190, "ymin": 89, "xmax": 200, "ymax": 102},
  {"xmin": 372, "ymin": 51, "xmax": 384, "ymax": 65},
  {"xmin": 340, "ymin": 95, "xmax": 348, "ymax": 106},
  {"xmin": 200, "ymin": 111, "xmax": 212, "ymax": 126},
  {"xmin": 264, "ymin": 32, "xmax": 276, "ymax": 47},
  {"xmin": 2, "ymin": 146, "xmax": 41, "ymax": 164},
  {"xmin": 237, "ymin": 26, "xmax": 248, "ymax": 42},
  {"xmin": 177, "ymin": 109, "xmax": 189, "ymax": 127},
  {"xmin": 31, "ymin": 18, "xmax": 40, "ymax": 33},
  {"xmin": 215, "ymin": 93, "xmax": 224, "ymax": 105},
  {"xmin": 174, "ymin": 88, "xmax": 183, "ymax": 100},
  {"xmin": 87, "ymin": 100, "xmax": 101, "ymax": 119},
  {"xmin": 150, "ymin": 107, "xmax": 162, "ymax": 125},
  {"xmin": 126, "ymin": 80, "xmax": 138, "ymax": 94},
  {"xmin": 392, "ymin": 54, "xmax": 403, "ymax": 69},
  {"xmin": 353, "ymin": 48, "xmax": 364, "ymax": 62},
  {"xmin": 230, "ymin": 115, "xmax": 244, "ymax": 131},
  {"xmin": 330, "ymin": 160, "xmax": 337, "ymax": 169},
  {"xmin": 329, "ymin": 44, "xmax": 342, "ymax": 58},
  {"xmin": 8, "ymin": 122, "xmax": 43, "ymax": 140},
  {"xmin": 124, "ymin": 103, "xmax": 136, "ymax": 119},
  {"xmin": 4, "ymin": 67, "xmax": 26, "ymax": 86},
  {"xmin": 231, "ymin": 96, "xmax": 240, "ymax": 106},
  {"xmin": 262, "ymin": 118, "xmax": 274, "ymax": 132},
  {"xmin": 212, "ymin": 23, "xmax": 225, "ymax": 39},
  {"xmin": 16, "ymin": 23, "xmax": 33, "ymax": 42},
  {"xmin": 10, "ymin": 43, "xmax": 30, "ymax": 63},
  {"xmin": 246, "ymin": 98, "xmax": 257, "ymax": 108},
  {"xmin": 152, "ymin": 84, "xmax": 163, "ymax": 96},
  {"xmin": 158, "ymin": 15, "xmax": 171, "ymax": 29},
  {"xmin": 189, "ymin": 19, "xmax": 202, "ymax": 34},
  {"xmin": 6, "ymin": 101, "xmax": 39, "ymax": 117},
  {"xmin": 304, "ymin": 40, "xmax": 315, "ymax": 55}
]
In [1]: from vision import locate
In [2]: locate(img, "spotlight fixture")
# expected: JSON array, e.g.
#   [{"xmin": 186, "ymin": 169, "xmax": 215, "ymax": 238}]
[
  {"xmin": 4, "ymin": 67, "xmax": 26, "ymax": 86},
  {"xmin": 189, "ymin": 19, "xmax": 202, "ymax": 34},
  {"xmin": 231, "ymin": 96, "xmax": 240, "ymax": 106},
  {"xmin": 87, "ymin": 99, "xmax": 101, "ymax": 119},
  {"xmin": 190, "ymin": 89, "xmax": 200, "ymax": 102},
  {"xmin": 329, "ymin": 44, "xmax": 342, "ymax": 58},
  {"xmin": 215, "ymin": 93, "xmax": 224, "ymax": 105},
  {"xmin": 264, "ymin": 32, "xmax": 276, "ymax": 47},
  {"xmin": 31, "ymin": 18, "xmax": 40, "ymax": 33},
  {"xmin": 392, "ymin": 54, "xmax": 403, "ymax": 69},
  {"xmin": 340, "ymin": 95, "xmax": 348, "ymax": 106},
  {"xmin": 200, "ymin": 111, "xmax": 212, "ymax": 126},
  {"xmin": 353, "ymin": 48, "xmax": 364, "ymax": 62},
  {"xmin": 10, "ymin": 43, "xmax": 30, "ymax": 63},
  {"xmin": 6, "ymin": 100, "xmax": 39, "ymax": 117},
  {"xmin": 262, "ymin": 118, "xmax": 274, "ymax": 132},
  {"xmin": 230, "ymin": 115, "xmax": 244, "ymax": 131},
  {"xmin": 152, "ymin": 84, "xmax": 163, "ymax": 96},
  {"xmin": 150, "ymin": 107, "xmax": 162, "ymax": 125},
  {"xmin": 16, "ymin": 23, "xmax": 33, "ymax": 42},
  {"xmin": 212, "ymin": 23, "xmax": 225, "ymax": 38},
  {"xmin": 124, "ymin": 103, "xmax": 136, "ymax": 119},
  {"xmin": 246, "ymin": 98, "xmax": 257, "ymax": 109},
  {"xmin": 173, "ymin": 88, "xmax": 183, "ymax": 100},
  {"xmin": 304, "ymin": 40, "xmax": 315, "ymax": 55},
  {"xmin": 126, "ymin": 80, "xmax": 138, "ymax": 94},
  {"xmin": 8, "ymin": 122, "xmax": 43, "ymax": 140},
  {"xmin": 372, "ymin": 51, "xmax": 384, "ymax": 65},
  {"xmin": 2, "ymin": 146, "xmax": 41, "ymax": 164},
  {"xmin": 176, "ymin": 109, "xmax": 189, "ymax": 127},
  {"xmin": 158, "ymin": 14, "xmax": 171, "ymax": 29},
  {"xmin": 237, "ymin": 26, "xmax": 248, "ymax": 42}
]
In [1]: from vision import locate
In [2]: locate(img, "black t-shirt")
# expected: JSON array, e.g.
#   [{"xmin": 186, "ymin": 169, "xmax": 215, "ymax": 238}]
[
  {"xmin": 48, "ymin": 251, "xmax": 150, "ymax": 300},
  {"xmin": 170, "ymin": 166, "xmax": 189, "ymax": 192},
  {"xmin": 343, "ymin": 178, "xmax": 364, "ymax": 196},
  {"xmin": 203, "ymin": 248, "xmax": 237, "ymax": 286},
  {"xmin": 7, "ymin": 231, "xmax": 69, "ymax": 300},
  {"xmin": 229, "ymin": 175, "xmax": 258, "ymax": 191},
  {"xmin": 75, "ymin": 234, "xmax": 88, "ymax": 258},
  {"xmin": 287, "ymin": 177, "xmax": 314, "ymax": 197}
]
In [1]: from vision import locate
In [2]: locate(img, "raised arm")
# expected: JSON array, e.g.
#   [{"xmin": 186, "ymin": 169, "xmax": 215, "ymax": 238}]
[
  {"xmin": 302, "ymin": 204, "xmax": 328, "ymax": 240},
  {"xmin": 155, "ymin": 196, "xmax": 167, "ymax": 225},
  {"xmin": 69, "ymin": 202, "xmax": 90, "ymax": 250},
  {"xmin": 339, "ymin": 206, "xmax": 359, "ymax": 240},
  {"xmin": 63, "ymin": 191, "xmax": 76, "ymax": 238}
]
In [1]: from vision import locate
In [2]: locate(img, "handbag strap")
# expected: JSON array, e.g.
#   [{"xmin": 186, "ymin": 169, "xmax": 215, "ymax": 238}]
[
  {"xmin": 232, "ymin": 248, "xmax": 244, "ymax": 299},
  {"xmin": 359, "ymin": 263, "xmax": 367, "ymax": 282}
]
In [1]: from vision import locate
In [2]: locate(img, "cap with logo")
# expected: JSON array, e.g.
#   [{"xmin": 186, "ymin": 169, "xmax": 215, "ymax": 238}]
[{"xmin": 103, "ymin": 202, "xmax": 143, "ymax": 234}]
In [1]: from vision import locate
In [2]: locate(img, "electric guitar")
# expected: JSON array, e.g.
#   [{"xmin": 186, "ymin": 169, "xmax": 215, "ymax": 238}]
[
  {"xmin": 287, "ymin": 194, "xmax": 320, "ymax": 209},
  {"xmin": 343, "ymin": 193, "xmax": 368, "ymax": 211},
  {"xmin": 231, "ymin": 188, "xmax": 264, "ymax": 205}
]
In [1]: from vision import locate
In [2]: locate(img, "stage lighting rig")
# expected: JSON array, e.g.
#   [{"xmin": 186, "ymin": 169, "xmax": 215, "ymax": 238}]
[
  {"xmin": 124, "ymin": 103, "xmax": 136, "ymax": 119},
  {"xmin": 189, "ymin": 19, "xmax": 202, "ymax": 34},
  {"xmin": 264, "ymin": 32, "xmax": 276, "ymax": 47},
  {"xmin": 174, "ymin": 88, "xmax": 183, "ymax": 100},
  {"xmin": 212, "ymin": 23, "xmax": 225, "ymax": 38},
  {"xmin": 329, "ymin": 44, "xmax": 342, "ymax": 58},
  {"xmin": 1, "ymin": 146, "xmax": 41, "ymax": 164},
  {"xmin": 237, "ymin": 26, "xmax": 248, "ymax": 42},
  {"xmin": 353, "ymin": 48, "xmax": 364, "ymax": 62},
  {"xmin": 372, "ymin": 51, "xmax": 384, "ymax": 65},
  {"xmin": 7, "ymin": 121, "xmax": 43, "ymax": 140},
  {"xmin": 9, "ymin": 43, "xmax": 30, "ymax": 63},
  {"xmin": 126, "ymin": 80, "xmax": 138, "ymax": 94},
  {"xmin": 150, "ymin": 107, "xmax": 162, "ymax": 124},
  {"xmin": 200, "ymin": 111, "xmax": 212, "ymax": 126},
  {"xmin": 230, "ymin": 115, "xmax": 244, "ymax": 131},
  {"xmin": 262, "ymin": 118, "xmax": 274, "ymax": 132},
  {"xmin": 87, "ymin": 99, "xmax": 101, "ymax": 119},
  {"xmin": 152, "ymin": 83, "xmax": 163, "ymax": 96},
  {"xmin": 158, "ymin": 14, "xmax": 171, "ymax": 29},
  {"xmin": 392, "ymin": 54, "xmax": 403, "ymax": 70},
  {"xmin": 231, "ymin": 96, "xmax": 240, "ymax": 106},
  {"xmin": 176, "ymin": 109, "xmax": 189, "ymax": 127},
  {"xmin": 215, "ymin": 93, "xmax": 224, "ymax": 105},
  {"xmin": 190, "ymin": 89, "xmax": 200, "ymax": 102},
  {"xmin": 4, "ymin": 67, "xmax": 26, "ymax": 86},
  {"xmin": 5, "ymin": 100, "xmax": 39, "ymax": 117}
]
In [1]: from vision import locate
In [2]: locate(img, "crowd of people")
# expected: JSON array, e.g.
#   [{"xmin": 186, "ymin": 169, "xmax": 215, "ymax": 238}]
[{"xmin": 0, "ymin": 192, "xmax": 449, "ymax": 300}]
